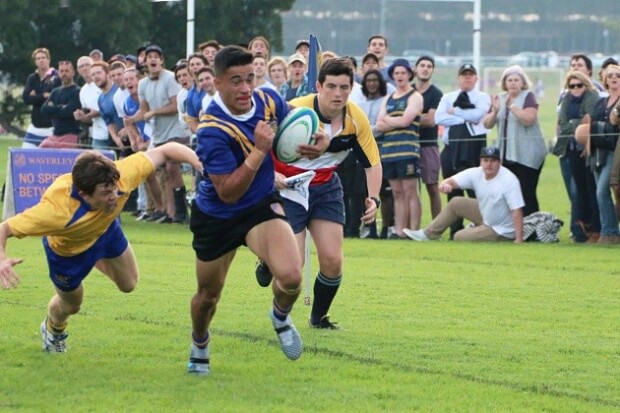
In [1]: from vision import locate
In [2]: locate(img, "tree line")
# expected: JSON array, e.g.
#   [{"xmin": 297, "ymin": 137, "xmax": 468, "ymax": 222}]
[{"xmin": 0, "ymin": 0, "xmax": 294, "ymax": 134}]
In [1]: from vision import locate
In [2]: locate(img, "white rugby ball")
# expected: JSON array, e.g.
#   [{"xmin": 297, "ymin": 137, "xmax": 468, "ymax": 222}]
[{"xmin": 273, "ymin": 107, "xmax": 320, "ymax": 163}]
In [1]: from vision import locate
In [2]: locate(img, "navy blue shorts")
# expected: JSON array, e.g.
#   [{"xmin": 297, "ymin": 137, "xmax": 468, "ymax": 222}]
[
  {"xmin": 43, "ymin": 219, "xmax": 128, "ymax": 292},
  {"xmin": 383, "ymin": 158, "xmax": 420, "ymax": 180},
  {"xmin": 282, "ymin": 174, "xmax": 345, "ymax": 234}
]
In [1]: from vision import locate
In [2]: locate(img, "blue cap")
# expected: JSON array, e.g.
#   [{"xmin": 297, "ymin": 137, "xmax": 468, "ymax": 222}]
[{"xmin": 388, "ymin": 58, "xmax": 413, "ymax": 80}]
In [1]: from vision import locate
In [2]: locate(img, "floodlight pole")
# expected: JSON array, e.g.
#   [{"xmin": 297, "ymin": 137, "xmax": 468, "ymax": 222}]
[
  {"xmin": 379, "ymin": 0, "xmax": 481, "ymax": 72},
  {"xmin": 152, "ymin": 0, "xmax": 195, "ymax": 58}
]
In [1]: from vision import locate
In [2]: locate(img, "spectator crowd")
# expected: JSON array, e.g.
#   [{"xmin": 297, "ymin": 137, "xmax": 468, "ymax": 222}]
[{"xmin": 20, "ymin": 35, "xmax": 620, "ymax": 244}]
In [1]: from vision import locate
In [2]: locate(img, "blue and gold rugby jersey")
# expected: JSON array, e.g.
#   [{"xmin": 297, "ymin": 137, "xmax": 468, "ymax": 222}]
[
  {"xmin": 7, "ymin": 152, "xmax": 154, "ymax": 257},
  {"xmin": 194, "ymin": 88, "xmax": 289, "ymax": 219},
  {"xmin": 380, "ymin": 89, "xmax": 421, "ymax": 163},
  {"xmin": 275, "ymin": 94, "xmax": 381, "ymax": 185}
]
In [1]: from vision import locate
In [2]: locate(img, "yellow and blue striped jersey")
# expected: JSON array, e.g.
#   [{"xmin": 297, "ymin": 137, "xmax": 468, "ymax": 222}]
[{"xmin": 194, "ymin": 88, "xmax": 289, "ymax": 218}]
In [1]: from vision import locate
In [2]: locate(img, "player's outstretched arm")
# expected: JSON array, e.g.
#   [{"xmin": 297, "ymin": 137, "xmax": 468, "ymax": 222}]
[
  {"xmin": 0, "ymin": 222, "xmax": 23, "ymax": 289},
  {"xmin": 145, "ymin": 141, "xmax": 203, "ymax": 172}
]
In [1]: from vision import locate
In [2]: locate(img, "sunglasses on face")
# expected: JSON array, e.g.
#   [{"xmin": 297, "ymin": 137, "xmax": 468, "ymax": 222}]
[
  {"xmin": 568, "ymin": 83, "xmax": 584, "ymax": 90},
  {"xmin": 606, "ymin": 72, "xmax": 620, "ymax": 79}
]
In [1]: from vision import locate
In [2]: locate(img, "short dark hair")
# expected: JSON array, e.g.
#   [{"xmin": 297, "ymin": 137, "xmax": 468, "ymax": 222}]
[
  {"xmin": 345, "ymin": 56, "xmax": 357, "ymax": 70},
  {"xmin": 318, "ymin": 57, "xmax": 354, "ymax": 86},
  {"xmin": 415, "ymin": 55, "xmax": 435, "ymax": 68},
  {"xmin": 196, "ymin": 66, "xmax": 215, "ymax": 77},
  {"xmin": 72, "ymin": 151, "xmax": 120, "ymax": 195},
  {"xmin": 571, "ymin": 53, "xmax": 593, "ymax": 75},
  {"xmin": 188, "ymin": 53, "xmax": 208, "ymax": 66},
  {"xmin": 361, "ymin": 69, "xmax": 387, "ymax": 98},
  {"xmin": 213, "ymin": 46, "xmax": 253, "ymax": 78},
  {"xmin": 173, "ymin": 61, "xmax": 188, "ymax": 79},
  {"xmin": 368, "ymin": 34, "xmax": 388, "ymax": 48}
]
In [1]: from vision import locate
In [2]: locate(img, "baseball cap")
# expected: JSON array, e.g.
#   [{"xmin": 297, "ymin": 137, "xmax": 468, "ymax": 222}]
[
  {"xmin": 458, "ymin": 63, "xmax": 477, "ymax": 75},
  {"xmin": 108, "ymin": 54, "xmax": 126, "ymax": 64},
  {"xmin": 125, "ymin": 54, "xmax": 138, "ymax": 64},
  {"xmin": 288, "ymin": 53, "xmax": 306, "ymax": 65},
  {"xmin": 387, "ymin": 58, "xmax": 414, "ymax": 80},
  {"xmin": 295, "ymin": 39, "xmax": 310, "ymax": 51},
  {"xmin": 362, "ymin": 53, "xmax": 379, "ymax": 65},
  {"xmin": 144, "ymin": 44, "xmax": 163, "ymax": 57},
  {"xmin": 480, "ymin": 146, "xmax": 500, "ymax": 159},
  {"xmin": 602, "ymin": 57, "xmax": 619, "ymax": 69}
]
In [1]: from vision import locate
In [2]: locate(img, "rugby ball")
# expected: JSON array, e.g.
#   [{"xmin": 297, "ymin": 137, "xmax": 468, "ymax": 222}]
[{"xmin": 273, "ymin": 107, "xmax": 320, "ymax": 163}]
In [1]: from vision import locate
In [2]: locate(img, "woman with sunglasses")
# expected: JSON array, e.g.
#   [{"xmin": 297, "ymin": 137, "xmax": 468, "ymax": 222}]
[
  {"xmin": 575, "ymin": 65, "xmax": 620, "ymax": 243},
  {"xmin": 483, "ymin": 65, "xmax": 546, "ymax": 217},
  {"xmin": 555, "ymin": 70, "xmax": 600, "ymax": 242}
]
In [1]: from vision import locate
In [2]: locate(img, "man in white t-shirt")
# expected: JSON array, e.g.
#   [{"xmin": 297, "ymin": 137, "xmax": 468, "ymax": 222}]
[
  {"xmin": 73, "ymin": 56, "xmax": 108, "ymax": 150},
  {"xmin": 404, "ymin": 147, "xmax": 524, "ymax": 242}
]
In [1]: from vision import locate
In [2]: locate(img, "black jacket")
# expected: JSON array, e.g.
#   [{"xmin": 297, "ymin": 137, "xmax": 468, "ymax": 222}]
[{"xmin": 22, "ymin": 70, "xmax": 62, "ymax": 128}]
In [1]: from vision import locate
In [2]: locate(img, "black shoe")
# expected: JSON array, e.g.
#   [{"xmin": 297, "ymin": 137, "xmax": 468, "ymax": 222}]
[
  {"xmin": 255, "ymin": 260, "xmax": 273, "ymax": 287},
  {"xmin": 146, "ymin": 210, "xmax": 167, "ymax": 222},
  {"xmin": 379, "ymin": 227, "xmax": 388, "ymax": 239},
  {"xmin": 309, "ymin": 315, "xmax": 340, "ymax": 330}
]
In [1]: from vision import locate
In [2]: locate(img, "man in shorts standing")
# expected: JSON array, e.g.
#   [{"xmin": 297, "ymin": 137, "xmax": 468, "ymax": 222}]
[
  {"xmin": 259, "ymin": 58, "xmax": 382, "ymax": 329},
  {"xmin": 414, "ymin": 55, "xmax": 443, "ymax": 218}
]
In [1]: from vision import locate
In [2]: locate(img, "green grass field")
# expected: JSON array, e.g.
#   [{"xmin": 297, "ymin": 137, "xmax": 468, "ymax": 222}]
[{"xmin": 0, "ymin": 127, "xmax": 619, "ymax": 413}]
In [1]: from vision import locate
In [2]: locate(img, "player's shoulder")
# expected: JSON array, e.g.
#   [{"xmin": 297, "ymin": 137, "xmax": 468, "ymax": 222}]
[
  {"xmin": 346, "ymin": 99, "xmax": 370, "ymax": 122},
  {"xmin": 255, "ymin": 86, "xmax": 280, "ymax": 101},
  {"xmin": 41, "ymin": 173, "xmax": 75, "ymax": 206},
  {"xmin": 290, "ymin": 94, "xmax": 316, "ymax": 109}
]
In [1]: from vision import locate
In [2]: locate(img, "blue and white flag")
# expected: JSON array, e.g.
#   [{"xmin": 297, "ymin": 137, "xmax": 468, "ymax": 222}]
[{"xmin": 279, "ymin": 170, "xmax": 316, "ymax": 210}]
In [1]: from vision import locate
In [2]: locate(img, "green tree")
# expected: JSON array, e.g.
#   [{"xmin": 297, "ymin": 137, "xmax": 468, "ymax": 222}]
[{"xmin": 0, "ymin": 0, "xmax": 295, "ymax": 135}]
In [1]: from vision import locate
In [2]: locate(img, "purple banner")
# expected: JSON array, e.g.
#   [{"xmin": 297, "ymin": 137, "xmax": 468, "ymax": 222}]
[{"xmin": 9, "ymin": 148, "xmax": 115, "ymax": 214}]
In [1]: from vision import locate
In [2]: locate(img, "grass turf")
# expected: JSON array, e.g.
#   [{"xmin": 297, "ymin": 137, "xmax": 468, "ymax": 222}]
[{"xmin": 0, "ymin": 124, "xmax": 619, "ymax": 412}]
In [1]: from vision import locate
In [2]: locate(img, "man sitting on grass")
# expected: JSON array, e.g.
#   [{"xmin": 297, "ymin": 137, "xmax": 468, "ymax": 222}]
[
  {"xmin": 403, "ymin": 146, "xmax": 524, "ymax": 242},
  {"xmin": 0, "ymin": 142, "xmax": 202, "ymax": 353}
]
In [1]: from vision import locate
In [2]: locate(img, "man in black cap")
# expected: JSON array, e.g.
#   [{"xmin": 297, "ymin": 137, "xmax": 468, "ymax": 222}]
[
  {"xmin": 434, "ymin": 63, "xmax": 491, "ymax": 238},
  {"xmin": 403, "ymin": 146, "xmax": 524, "ymax": 242},
  {"xmin": 294, "ymin": 39, "xmax": 310, "ymax": 60}
]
